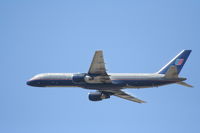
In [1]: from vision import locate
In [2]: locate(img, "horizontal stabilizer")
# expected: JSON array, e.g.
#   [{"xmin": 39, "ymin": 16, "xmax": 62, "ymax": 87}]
[{"xmin": 176, "ymin": 81, "xmax": 193, "ymax": 88}]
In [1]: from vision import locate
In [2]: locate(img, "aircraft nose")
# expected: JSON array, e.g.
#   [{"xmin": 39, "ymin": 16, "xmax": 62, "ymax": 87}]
[
  {"xmin": 27, "ymin": 74, "xmax": 44, "ymax": 87},
  {"xmin": 26, "ymin": 80, "xmax": 33, "ymax": 86}
]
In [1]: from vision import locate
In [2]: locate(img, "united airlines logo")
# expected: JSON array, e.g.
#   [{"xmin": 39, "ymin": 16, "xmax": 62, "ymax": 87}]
[{"xmin": 175, "ymin": 59, "xmax": 184, "ymax": 65}]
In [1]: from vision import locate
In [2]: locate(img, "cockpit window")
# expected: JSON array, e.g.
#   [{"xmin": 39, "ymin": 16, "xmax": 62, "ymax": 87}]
[{"xmin": 32, "ymin": 74, "xmax": 45, "ymax": 80}]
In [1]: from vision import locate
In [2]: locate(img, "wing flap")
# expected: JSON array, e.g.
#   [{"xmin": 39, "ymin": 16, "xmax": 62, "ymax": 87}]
[{"xmin": 104, "ymin": 90, "xmax": 146, "ymax": 103}]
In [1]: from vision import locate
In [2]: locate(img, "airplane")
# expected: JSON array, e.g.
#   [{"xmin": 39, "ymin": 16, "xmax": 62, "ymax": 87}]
[{"xmin": 27, "ymin": 50, "xmax": 192, "ymax": 103}]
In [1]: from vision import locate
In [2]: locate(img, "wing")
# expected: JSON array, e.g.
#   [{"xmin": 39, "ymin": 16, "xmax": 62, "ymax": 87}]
[
  {"xmin": 88, "ymin": 50, "xmax": 111, "ymax": 83},
  {"xmin": 104, "ymin": 90, "xmax": 146, "ymax": 103},
  {"xmin": 88, "ymin": 50, "xmax": 107, "ymax": 75}
]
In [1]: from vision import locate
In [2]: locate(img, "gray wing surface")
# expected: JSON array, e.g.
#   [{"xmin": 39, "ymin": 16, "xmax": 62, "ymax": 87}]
[
  {"xmin": 88, "ymin": 50, "xmax": 111, "ymax": 83},
  {"xmin": 88, "ymin": 50, "xmax": 107, "ymax": 75},
  {"xmin": 104, "ymin": 90, "xmax": 146, "ymax": 103}
]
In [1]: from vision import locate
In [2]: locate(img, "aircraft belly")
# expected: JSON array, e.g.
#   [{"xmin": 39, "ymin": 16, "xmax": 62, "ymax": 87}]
[
  {"xmin": 78, "ymin": 79, "xmax": 176, "ymax": 90},
  {"xmin": 80, "ymin": 83, "xmax": 124, "ymax": 90},
  {"xmin": 37, "ymin": 80, "xmax": 75, "ymax": 87},
  {"xmin": 37, "ymin": 79, "xmax": 176, "ymax": 89}
]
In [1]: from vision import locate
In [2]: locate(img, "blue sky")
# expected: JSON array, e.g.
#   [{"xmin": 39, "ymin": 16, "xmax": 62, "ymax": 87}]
[{"xmin": 0, "ymin": 0, "xmax": 200, "ymax": 133}]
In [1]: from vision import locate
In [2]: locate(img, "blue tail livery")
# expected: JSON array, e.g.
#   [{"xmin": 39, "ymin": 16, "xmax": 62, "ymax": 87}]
[{"xmin": 157, "ymin": 50, "xmax": 192, "ymax": 74}]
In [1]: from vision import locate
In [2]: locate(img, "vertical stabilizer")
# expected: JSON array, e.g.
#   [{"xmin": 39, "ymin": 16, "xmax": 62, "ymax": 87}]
[
  {"xmin": 157, "ymin": 50, "xmax": 192, "ymax": 74},
  {"xmin": 164, "ymin": 66, "xmax": 178, "ymax": 78}
]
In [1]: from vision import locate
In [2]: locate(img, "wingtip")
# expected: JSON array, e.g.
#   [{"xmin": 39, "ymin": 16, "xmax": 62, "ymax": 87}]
[
  {"xmin": 138, "ymin": 100, "xmax": 147, "ymax": 103},
  {"xmin": 95, "ymin": 50, "xmax": 103, "ymax": 52},
  {"xmin": 189, "ymin": 85, "xmax": 194, "ymax": 88}
]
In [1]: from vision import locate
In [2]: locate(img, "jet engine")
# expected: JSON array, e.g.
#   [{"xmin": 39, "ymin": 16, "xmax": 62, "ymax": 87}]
[
  {"xmin": 72, "ymin": 73, "xmax": 87, "ymax": 83},
  {"xmin": 88, "ymin": 91, "xmax": 110, "ymax": 101},
  {"xmin": 72, "ymin": 73, "xmax": 95, "ymax": 83},
  {"xmin": 84, "ymin": 75, "xmax": 94, "ymax": 82}
]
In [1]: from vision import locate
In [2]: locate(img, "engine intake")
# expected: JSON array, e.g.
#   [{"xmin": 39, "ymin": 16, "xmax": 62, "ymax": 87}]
[{"xmin": 88, "ymin": 91, "xmax": 110, "ymax": 101}]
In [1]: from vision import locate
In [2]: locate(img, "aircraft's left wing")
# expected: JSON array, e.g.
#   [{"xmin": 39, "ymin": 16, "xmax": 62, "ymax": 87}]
[
  {"xmin": 103, "ymin": 90, "xmax": 146, "ymax": 103},
  {"xmin": 88, "ymin": 50, "xmax": 111, "ymax": 83},
  {"xmin": 88, "ymin": 50, "xmax": 107, "ymax": 75}
]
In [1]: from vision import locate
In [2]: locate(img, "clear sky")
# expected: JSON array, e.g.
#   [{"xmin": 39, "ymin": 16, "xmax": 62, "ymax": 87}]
[{"xmin": 0, "ymin": 0, "xmax": 200, "ymax": 133}]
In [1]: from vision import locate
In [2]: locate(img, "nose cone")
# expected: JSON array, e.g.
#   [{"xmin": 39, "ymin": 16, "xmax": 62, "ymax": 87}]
[
  {"xmin": 27, "ymin": 74, "xmax": 46, "ymax": 87},
  {"xmin": 27, "ymin": 74, "xmax": 41, "ymax": 86},
  {"xmin": 26, "ymin": 80, "xmax": 33, "ymax": 86}
]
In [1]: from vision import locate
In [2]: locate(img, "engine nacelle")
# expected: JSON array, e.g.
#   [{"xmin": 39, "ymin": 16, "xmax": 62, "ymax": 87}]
[
  {"xmin": 72, "ymin": 73, "xmax": 87, "ymax": 83},
  {"xmin": 73, "ymin": 73, "xmax": 95, "ymax": 84},
  {"xmin": 88, "ymin": 92, "xmax": 110, "ymax": 101},
  {"xmin": 84, "ymin": 75, "xmax": 94, "ymax": 82}
]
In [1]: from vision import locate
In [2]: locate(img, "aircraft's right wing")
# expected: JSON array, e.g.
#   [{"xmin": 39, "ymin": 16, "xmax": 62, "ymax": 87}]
[{"xmin": 103, "ymin": 90, "xmax": 146, "ymax": 103}]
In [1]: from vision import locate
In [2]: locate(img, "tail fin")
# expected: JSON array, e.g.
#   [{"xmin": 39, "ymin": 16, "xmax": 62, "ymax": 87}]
[{"xmin": 157, "ymin": 50, "xmax": 192, "ymax": 74}]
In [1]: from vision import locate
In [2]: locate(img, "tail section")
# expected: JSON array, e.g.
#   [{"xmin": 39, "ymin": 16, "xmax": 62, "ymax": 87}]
[
  {"xmin": 176, "ymin": 81, "xmax": 193, "ymax": 88},
  {"xmin": 157, "ymin": 50, "xmax": 192, "ymax": 74},
  {"xmin": 164, "ymin": 65, "xmax": 178, "ymax": 78}
]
